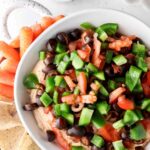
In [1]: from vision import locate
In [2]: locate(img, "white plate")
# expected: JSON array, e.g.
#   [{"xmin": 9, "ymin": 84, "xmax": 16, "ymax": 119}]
[{"xmin": 15, "ymin": 8, "xmax": 150, "ymax": 150}]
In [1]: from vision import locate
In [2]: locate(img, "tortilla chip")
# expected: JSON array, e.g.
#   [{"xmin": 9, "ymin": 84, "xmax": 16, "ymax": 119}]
[
  {"xmin": 0, "ymin": 102, "xmax": 21, "ymax": 130},
  {"xmin": 18, "ymin": 132, "xmax": 41, "ymax": 150},
  {"xmin": 0, "ymin": 126, "xmax": 25, "ymax": 150}
]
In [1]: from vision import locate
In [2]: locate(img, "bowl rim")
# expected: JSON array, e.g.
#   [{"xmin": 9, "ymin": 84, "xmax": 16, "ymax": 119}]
[{"xmin": 14, "ymin": 8, "xmax": 150, "ymax": 150}]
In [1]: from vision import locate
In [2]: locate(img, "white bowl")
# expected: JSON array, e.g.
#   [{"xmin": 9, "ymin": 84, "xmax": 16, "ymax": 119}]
[{"xmin": 15, "ymin": 9, "xmax": 150, "ymax": 150}]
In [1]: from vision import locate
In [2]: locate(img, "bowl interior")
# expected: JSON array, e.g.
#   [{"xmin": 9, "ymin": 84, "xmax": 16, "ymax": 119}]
[{"xmin": 15, "ymin": 9, "xmax": 150, "ymax": 150}]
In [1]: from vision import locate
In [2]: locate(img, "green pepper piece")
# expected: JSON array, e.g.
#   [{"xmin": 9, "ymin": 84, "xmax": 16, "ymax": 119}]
[
  {"xmin": 95, "ymin": 81, "xmax": 109, "ymax": 97},
  {"xmin": 100, "ymin": 23, "xmax": 119, "ymax": 35},
  {"xmin": 39, "ymin": 51, "xmax": 46, "ymax": 60},
  {"xmin": 134, "ymin": 110, "xmax": 143, "ymax": 120},
  {"xmin": 40, "ymin": 92, "xmax": 53, "ymax": 107},
  {"xmin": 113, "ymin": 140, "xmax": 127, "ymax": 150},
  {"xmin": 123, "ymin": 110, "xmax": 139, "ymax": 126},
  {"xmin": 115, "ymin": 77, "xmax": 125, "ymax": 83},
  {"xmin": 96, "ymin": 27, "xmax": 108, "ymax": 42},
  {"xmin": 23, "ymin": 73, "xmax": 39, "ymax": 89},
  {"xmin": 57, "ymin": 61, "xmax": 69, "ymax": 74},
  {"xmin": 86, "ymin": 63, "xmax": 98, "ymax": 73},
  {"xmin": 71, "ymin": 52, "xmax": 84, "ymax": 69},
  {"xmin": 54, "ymin": 104, "xmax": 61, "ymax": 116},
  {"xmin": 74, "ymin": 86, "xmax": 80, "ymax": 95},
  {"xmin": 54, "ymin": 76, "xmax": 64, "ymax": 86},
  {"xmin": 125, "ymin": 66, "xmax": 142, "ymax": 91},
  {"xmin": 106, "ymin": 50, "xmax": 113, "ymax": 64},
  {"xmin": 132, "ymin": 42, "xmax": 147, "ymax": 58},
  {"xmin": 80, "ymin": 22, "xmax": 95, "ymax": 30},
  {"xmin": 63, "ymin": 54, "xmax": 70, "ymax": 62},
  {"xmin": 45, "ymin": 76, "xmax": 55, "ymax": 93},
  {"xmin": 59, "ymin": 79, "xmax": 67, "ymax": 88},
  {"xmin": 62, "ymin": 91, "xmax": 72, "ymax": 96},
  {"xmin": 53, "ymin": 90, "xmax": 58, "ymax": 104},
  {"xmin": 96, "ymin": 101, "xmax": 110, "ymax": 115},
  {"xmin": 91, "ymin": 135, "xmax": 104, "ymax": 148},
  {"xmin": 113, "ymin": 119, "xmax": 125, "ymax": 130},
  {"xmin": 113, "ymin": 55, "xmax": 127, "ymax": 66},
  {"xmin": 136, "ymin": 57, "xmax": 148, "ymax": 72},
  {"xmin": 54, "ymin": 52, "xmax": 67, "ymax": 65},
  {"xmin": 72, "ymin": 146, "xmax": 84, "ymax": 150},
  {"xmin": 60, "ymin": 103, "xmax": 70, "ymax": 113},
  {"xmin": 56, "ymin": 42, "xmax": 66, "ymax": 53},
  {"xmin": 62, "ymin": 112, "xmax": 74, "ymax": 125},
  {"xmin": 141, "ymin": 98, "xmax": 150, "ymax": 112},
  {"xmin": 92, "ymin": 111, "xmax": 106, "ymax": 129},
  {"xmin": 108, "ymin": 80, "xmax": 117, "ymax": 90},
  {"xmin": 78, "ymin": 108, "xmax": 94, "ymax": 126},
  {"xmin": 130, "ymin": 124, "xmax": 146, "ymax": 141},
  {"xmin": 133, "ymin": 79, "xmax": 143, "ymax": 93},
  {"xmin": 93, "ymin": 71, "xmax": 105, "ymax": 81}
]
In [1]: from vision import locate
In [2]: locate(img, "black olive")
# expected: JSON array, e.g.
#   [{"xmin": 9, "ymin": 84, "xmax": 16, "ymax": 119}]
[
  {"xmin": 112, "ymin": 103, "xmax": 122, "ymax": 113},
  {"xmin": 47, "ymin": 39, "xmax": 57, "ymax": 52},
  {"xmin": 135, "ymin": 146, "xmax": 144, "ymax": 150},
  {"xmin": 35, "ymin": 95, "xmax": 43, "ymax": 106},
  {"xmin": 36, "ymin": 83, "xmax": 45, "ymax": 91},
  {"xmin": 69, "ymin": 28, "xmax": 82, "ymax": 41},
  {"xmin": 147, "ymin": 50, "xmax": 150, "ymax": 57},
  {"xmin": 42, "ymin": 64, "xmax": 56, "ymax": 73},
  {"xmin": 46, "ymin": 130, "xmax": 56, "ymax": 142},
  {"xmin": 120, "ymin": 47, "xmax": 130, "ymax": 55},
  {"xmin": 121, "ymin": 131, "xmax": 129, "ymax": 140},
  {"xmin": 91, "ymin": 145, "xmax": 105, "ymax": 150},
  {"xmin": 134, "ymin": 93, "xmax": 145, "ymax": 101},
  {"xmin": 104, "ymin": 65, "xmax": 115, "ymax": 78},
  {"xmin": 44, "ymin": 56, "xmax": 54, "ymax": 66},
  {"xmin": 56, "ymin": 32, "xmax": 69, "ymax": 44},
  {"xmin": 67, "ymin": 126, "xmax": 86, "ymax": 137},
  {"xmin": 133, "ymin": 37, "xmax": 144, "ymax": 44},
  {"xmin": 23, "ymin": 103, "xmax": 39, "ymax": 111},
  {"xmin": 55, "ymin": 117, "xmax": 68, "ymax": 130}
]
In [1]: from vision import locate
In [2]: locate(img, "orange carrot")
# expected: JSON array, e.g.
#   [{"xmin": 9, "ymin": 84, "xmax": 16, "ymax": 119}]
[
  {"xmin": 9, "ymin": 36, "xmax": 20, "ymax": 49},
  {"xmin": 64, "ymin": 76, "xmax": 76, "ymax": 90},
  {"xmin": 40, "ymin": 16, "xmax": 55, "ymax": 30},
  {"xmin": 54, "ymin": 15, "xmax": 64, "ymax": 22},
  {"xmin": 31, "ymin": 23, "xmax": 43, "ymax": 39},
  {"xmin": 77, "ymin": 72, "xmax": 87, "ymax": 95},
  {"xmin": 0, "ymin": 70, "xmax": 15, "ymax": 86},
  {"xmin": 0, "ymin": 41, "xmax": 20, "ymax": 61},
  {"xmin": 0, "ymin": 58, "xmax": 19, "ymax": 73},
  {"xmin": 0, "ymin": 83, "xmax": 14, "ymax": 100},
  {"xmin": 61, "ymin": 94, "xmax": 76, "ymax": 105},
  {"xmin": 20, "ymin": 27, "xmax": 33, "ymax": 57}
]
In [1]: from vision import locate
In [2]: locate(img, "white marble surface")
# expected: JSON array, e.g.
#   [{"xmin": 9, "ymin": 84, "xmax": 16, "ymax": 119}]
[{"xmin": 0, "ymin": 0, "xmax": 150, "ymax": 41}]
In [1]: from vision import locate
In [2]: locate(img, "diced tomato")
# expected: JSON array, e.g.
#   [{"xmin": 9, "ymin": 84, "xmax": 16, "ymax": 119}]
[
  {"xmin": 0, "ymin": 41, "xmax": 20, "ymax": 61},
  {"xmin": 117, "ymin": 95, "xmax": 135, "ymax": 110},
  {"xmin": 0, "ymin": 83, "xmax": 14, "ymax": 100},
  {"xmin": 98, "ymin": 123, "xmax": 120, "ymax": 142},
  {"xmin": 68, "ymin": 40, "xmax": 82, "ymax": 51},
  {"xmin": 52, "ymin": 127, "xmax": 70, "ymax": 150},
  {"xmin": 0, "ymin": 70, "xmax": 15, "ymax": 86},
  {"xmin": 0, "ymin": 58, "xmax": 19, "ymax": 73},
  {"xmin": 77, "ymin": 50, "xmax": 87, "ymax": 60},
  {"xmin": 64, "ymin": 76, "xmax": 76, "ymax": 90},
  {"xmin": 112, "ymin": 64, "xmax": 121, "ymax": 74},
  {"xmin": 109, "ymin": 87, "xmax": 126, "ymax": 103},
  {"xmin": 44, "ymin": 106, "xmax": 52, "ymax": 114},
  {"xmin": 61, "ymin": 94, "xmax": 76, "ymax": 105},
  {"xmin": 65, "ymin": 69, "xmax": 76, "ymax": 81},
  {"xmin": 77, "ymin": 72, "xmax": 87, "ymax": 95},
  {"xmin": 140, "ymin": 119, "xmax": 150, "ymax": 132}
]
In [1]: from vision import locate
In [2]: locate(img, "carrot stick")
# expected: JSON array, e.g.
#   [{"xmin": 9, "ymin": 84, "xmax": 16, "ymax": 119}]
[
  {"xmin": 54, "ymin": 15, "xmax": 64, "ymax": 22},
  {"xmin": 20, "ymin": 27, "xmax": 34, "ymax": 57},
  {"xmin": 9, "ymin": 36, "xmax": 20, "ymax": 49},
  {"xmin": 31, "ymin": 23, "xmax": 43, "ymax": 39},
  {"xmin": 0, "ymin": 58, "xmax": 19, "ymax": 73},
  {"xmin": 0, "ymin": 70, "xmax": 15, "ymax": 86},
  {"xmin": 0, "ymin": 41, "xmax": 20, "ymax": 61},
  {"xmin": 0, "ymin": 83, "xmax": 14, "ymax": 100},
  {"xmin": 40, "ymin": 16, "xmax": 55, "ymax": 30}
]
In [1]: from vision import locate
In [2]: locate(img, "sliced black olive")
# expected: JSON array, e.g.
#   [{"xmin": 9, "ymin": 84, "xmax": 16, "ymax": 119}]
[
  {"xmin": 47, "ymin": 39, "xmax": 57, "ymax": 52},
  {"xmin": 104, "ymin": 65, "xmax": 115, "ymax": 78},
  {"xmin": 55, "ymin": 117, "xmax": 68, "ymax": 130},
  {"xmin": 42, "ymin": 64, "xmax": 56, "ymax": 74},
  {"xmin": 147, "ymin": 50, "xmax": 150, "ymax": 57},
  {"xmin": 91, "ymin": 146, "xmax": 105, "ymax": 150},
  {"xmin": 133, "ymin": 37, "xmax": 144, "ymax": 44},
  {"xmin": 35, "ymin": 95, "xmax": 43, "ymax": 106},
  {"xmin": 23, "ymin": 103, "xmax": 39, "ymax": 111},
  {"xmin": 56, "ymin": 32, "xmax": 69, "ymax": 44},
  {"xmin": 135, "ymin": 146, "xmax": 144, "ymax": 150},
  {"xmin": 44, "ymin": 57, "xmax": 54, "ymax": 66},
  {"xmin": 121, "ymin": 131, "xmax": 129, "ymax": 140},
  {"xmin": 120, "ymin": 47, "xmax": 130, "ymax": 55},
  {"xmin": 106, "ymin": 111, "xmax": 119, "ymax": 123},
  {"xmin": 112, "ymin": 103, "xmax": 122, "ymax": 113},
  {"xmin": 67, "ymin": 126, "xmax": 86, "ymax": 137},
  {"xmin": 69, "ymin": 28, "xmax": 82, "ymax": 41},
  {"xmin": 46, "ymin": 130, "xmax": 56, "ymax": 142}
]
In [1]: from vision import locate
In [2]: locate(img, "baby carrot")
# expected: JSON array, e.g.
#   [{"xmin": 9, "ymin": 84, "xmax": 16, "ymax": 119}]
[
  {"xmin": 54, "ymin": 15, "xmax": 65, "ymax": 22},
  {"xmin": 31, "ymin": 23, "xmax": 43, "ymax": 39},
  {"xmin": 9, "ymin": 36, "xmax": 20, "ymax": 49}
]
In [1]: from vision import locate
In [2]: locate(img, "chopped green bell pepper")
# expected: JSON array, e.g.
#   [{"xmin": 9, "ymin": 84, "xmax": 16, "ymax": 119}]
[
  {"xmin": 93, "ymin": 71, "xmax": 105, "ymax": 81},
  {"xmin": 108, "ymin": 80, "xmax": 117, "ymax": 90},
  {"xmin": 101, "ymin": 42, "xmax": 108, "ymax": 49},
  {"xmin": 60, "ymin": 103, "xmax": 70, "ymax": 113},
  {"xmin": 113, "ymin": 55, "xmax": 127, "ymax": 66},
  {"xmin": 62, "ymin": 91, "xmax": 72, "ymax": 96},
  {"xmin": 133, "ymin": 79, "xmax": 143, "ymax": 93},
  {"xmin": 80, "ymin": 22, "xmax": 95, "ymax": 30},
  {"xmin": 56, "ymin": 42, "xmax": 66, "ymax": 53},
  {"xmin": 100, "ymin": 23, "xmax": 119, "ymax": 35},
  {"xmin": 53, "ymin": 90, "xmax": 58, "ymax": 104},
  {"xmin": 78, "ymin": 108, "xmax": 94, "ymax": 126},
  {"xmin": 54, "ymin": 52, "xmax": 67, "ymax": 65},
  {"xmin": 125, "ymin": 66, "xmax": 142, "ymax": 91},
  {"xmin": 113, "ymin": 119, "xmax": 125, "ymax": 130},
  {"xmin": 74, "ymin": 86, "xmax": 80, "ymax": 95},
  {"xmin": 86, "ymin": 63, "xmax": 98, "ymax": 73},
  {"xmin": 106, "ymin": 50, "xmax": 113, "ymax": 64},
  {"xmin": 72, "ymin": 146, "xmax": 84, "ymax": 150},
  {"xmin": 57, "ymin": 61, "xmax": 69, "ymax": 74},
  {"xmin": 141, "ymin": 98, "xmax": 150, "ymax": 112},
  {"xmin": 39, "ymin": 51, "xmax": 46, "ymax": 60},
  {"xmin": 136, "ymin": 57, "xmax": 148, "ymax": 72},
  {"xmin": 23, "ymin": 73, "xmax": 39, "ymax": 89},
  {"xmin": 45, "ymin": 76, "xmax": 55, "ymax": 93},
  {"xmin": 54, "ymin": 76, "xmax": 64, "ymax": 86},
  {"xmin": 91, "ymin": 135, "xmax": 104, "ymax": 148},
  {"xmin": 113, "ymin": 140, "xmax": 127, "ymax": 150},
  {"xmin": 130, "ymin": 124, "xmax": 146, "ymax": 141},
  {"xmin": 96, "ymin": 101, "xmax": 110, "ymax": 115},
  {"xmin": 62, "ymin": 112, "xmax": 74, "ymax": 125},
  {"xmin": 40, "ymin": 92, "xmax": 53, "ymax": 107},
  {"xmin": 96, "ymin": 27, "xmax": 108, "ymax": 42},
  {"xmin": 54, "ymin": 104, "xmax": 61, "ymax": 116}
]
